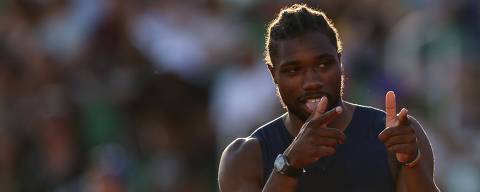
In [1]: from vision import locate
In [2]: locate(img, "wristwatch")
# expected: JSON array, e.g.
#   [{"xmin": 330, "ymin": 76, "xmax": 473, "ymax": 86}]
[{"xmin": 274, "ymin": 154, "xmax": 303, "ymax": 178}]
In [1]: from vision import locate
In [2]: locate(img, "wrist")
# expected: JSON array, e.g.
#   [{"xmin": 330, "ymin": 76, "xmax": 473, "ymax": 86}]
[
  {"xmin": 402, "ymin": 149, "xmax": 421, "ymax": 168},
  {"xmin": 283, "ymin": 153, "xmax": 301, "ymax": 169},
  {"xmin": 274, "ymin": 154, "xmax": 303, "ymax": 178}
]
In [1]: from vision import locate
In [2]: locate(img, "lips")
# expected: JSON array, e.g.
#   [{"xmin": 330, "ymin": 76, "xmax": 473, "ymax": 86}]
[{"xmin": 298, "ymin": 93, "xmax": 329, "ymax": 113}]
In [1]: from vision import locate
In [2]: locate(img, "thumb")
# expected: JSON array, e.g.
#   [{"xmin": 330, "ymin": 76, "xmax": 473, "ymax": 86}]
[
  {"xmin": 398, "ymin": 108, "xmax": 409, "ymax": 126},
  {"xmin": 396, "ymin": 107, "xmax": 410, "ymax": 162}
]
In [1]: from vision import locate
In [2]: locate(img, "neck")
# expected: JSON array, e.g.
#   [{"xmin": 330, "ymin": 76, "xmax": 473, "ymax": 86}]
[{"xmin": 284, "ymin": 100, "xmax": 354, "ymax": 136}]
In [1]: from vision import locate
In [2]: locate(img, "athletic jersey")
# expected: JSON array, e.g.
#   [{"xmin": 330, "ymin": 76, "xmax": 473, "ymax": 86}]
[{"xmin": 250, "ymin": 105, "xmax": 396, "ymax": 192}]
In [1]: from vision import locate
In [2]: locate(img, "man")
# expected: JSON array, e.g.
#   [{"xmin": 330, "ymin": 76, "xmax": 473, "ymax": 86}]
[{"xmin": 218, "ymin": 4, "xmax": 439, "ymax": 192}]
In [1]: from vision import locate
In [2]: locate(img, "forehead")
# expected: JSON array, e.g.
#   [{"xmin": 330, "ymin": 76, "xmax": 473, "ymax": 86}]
[{"xmin": 275, "ymin": 32, "xmax": 338, "ymax": 66}]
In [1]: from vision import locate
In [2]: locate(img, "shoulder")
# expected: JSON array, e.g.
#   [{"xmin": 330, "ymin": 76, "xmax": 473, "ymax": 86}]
[
  {"xmin": 220, "ymin": 137, "xmax": 262, "ymax": 164},
  {"xmin": 348, "ymin": 102, "xmax": 386, "ymax": 116},
  {"xmin": 218, "ymin": 137, "xmax": 263, "ymax": 191},
  {"xmin": 250, "ymin": 114, "xmax": 286, "ymax": 137}
]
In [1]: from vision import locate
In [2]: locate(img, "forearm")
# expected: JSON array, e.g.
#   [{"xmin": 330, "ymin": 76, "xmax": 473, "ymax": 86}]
[
  {"xmin": 397, "ymin": 162, "xmax": 439, "ymax": 192},
  {"xmin": 391, "ymin": 116, "xmax": 439, "ymax": 192},
  {"xmin": 262, "ymin": 172, "xmax": 298, "ymax": 192}
]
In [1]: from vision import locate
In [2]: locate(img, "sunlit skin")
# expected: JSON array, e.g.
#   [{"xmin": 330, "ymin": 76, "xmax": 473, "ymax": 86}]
[
  {"xmin": 267, "ymin": 32, "xmax": 351, "ymax": 169},
  {"xmin": 384, "ymin": 91, "xmax": 413, "ymax": 162},
  {"xmin": 269, "ymin": 32, "xmax": 342, "ymax": 123},
  {"xmin": 218, "ymin": 31, "xmax": 439, "ymax": 192}
]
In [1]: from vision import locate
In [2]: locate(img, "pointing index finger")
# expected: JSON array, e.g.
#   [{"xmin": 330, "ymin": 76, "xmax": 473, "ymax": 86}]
[
  {"xmin": 386, "ymin": 91, "xmax": 397, "ymax": 127},
  {"xmin": 314, "ymin": 106, "xmax": 342, "ymax": 127},
  {"xmin": 310, "ymin": 96, "xmax": 328, "ymax": 120},
  {"xmin": 308, "ymin": 96, "xmax": 342, "ymax": 128},
  {"xmin": 385, "ymin": 91, "xmax": 411, "ymax": 162}
]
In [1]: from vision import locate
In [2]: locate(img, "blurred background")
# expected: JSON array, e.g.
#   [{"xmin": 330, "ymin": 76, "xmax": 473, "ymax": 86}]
[{"xmin": 0, "ymin": 0, "xmax": 479, "ymax": 191}]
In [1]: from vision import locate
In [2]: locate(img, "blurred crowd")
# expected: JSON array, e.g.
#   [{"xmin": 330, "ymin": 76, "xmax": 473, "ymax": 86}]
[{"xmin": 0, "ymin": 0, "xmax": 479, "ymax": 191}]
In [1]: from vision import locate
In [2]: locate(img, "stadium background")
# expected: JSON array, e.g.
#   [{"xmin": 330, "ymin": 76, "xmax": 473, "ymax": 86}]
[{"xmin": 0, "ymin": 0, "xmax": 479, "ymax": 191}]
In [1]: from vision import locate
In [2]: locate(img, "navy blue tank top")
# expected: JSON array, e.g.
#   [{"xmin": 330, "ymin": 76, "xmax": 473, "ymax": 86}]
[{"xmin": 250, "ymin": 105, "xmax": 395, "ymax": 191}]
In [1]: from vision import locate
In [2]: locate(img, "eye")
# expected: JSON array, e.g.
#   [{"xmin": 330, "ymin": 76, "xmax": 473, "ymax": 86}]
[
  {"xmin": 281, "ymin": 67, "xmax": 300, "ymax": 75},
  {"xmin": 315, "ymin": 60, "xmax": 333, "ymax": 71},
  {"xmin": 288, "ymin": 68, "xmax": 298, "ymax": 73},
  {"xmin": 315, "ymin": 63, "xmax": 328, "ymax": 70}
]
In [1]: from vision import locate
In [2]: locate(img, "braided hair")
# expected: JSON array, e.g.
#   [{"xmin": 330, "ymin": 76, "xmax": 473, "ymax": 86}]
[{"xmin": 265, "ymin": 4, "xmax": 342, "ymax": 67}]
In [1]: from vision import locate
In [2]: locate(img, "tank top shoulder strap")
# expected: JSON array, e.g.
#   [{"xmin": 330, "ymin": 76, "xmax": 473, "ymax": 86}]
[
  {"xmin": 249, "ymin": 114, "xmax": 292, "ymax": 183},
  {"xmin": 347, "ymin": 104, "xmax": 386, "ymax": 136}
]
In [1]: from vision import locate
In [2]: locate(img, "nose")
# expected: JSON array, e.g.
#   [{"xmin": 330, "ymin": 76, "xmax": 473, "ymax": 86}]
[{"xmin": 302, "ymin": 68, "xmax": 323, "ymax": 90}]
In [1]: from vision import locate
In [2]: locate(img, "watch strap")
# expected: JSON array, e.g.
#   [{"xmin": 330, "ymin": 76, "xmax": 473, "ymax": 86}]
[
  {"xmin": 276, "ymin": 154, "xmax": 303, "ymax": 178},
  {"xmin": 282, "ymin": 163, "xmax": 303, "ymax": 177}
]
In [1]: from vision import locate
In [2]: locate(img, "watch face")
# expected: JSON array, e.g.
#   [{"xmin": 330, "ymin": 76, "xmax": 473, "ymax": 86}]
[{"xmin": 274, "ymin": 154, "xmax": 287, "ymax": 172}]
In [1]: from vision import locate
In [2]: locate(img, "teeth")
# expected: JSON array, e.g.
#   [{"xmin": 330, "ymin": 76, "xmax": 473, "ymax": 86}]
[
  {"xmin": 305, "ymin": 98, "xmax": 320, "ymax": 112},
  {"xmin": 306, "ymin": 98, "xmax": 321, "ymax": 103}
]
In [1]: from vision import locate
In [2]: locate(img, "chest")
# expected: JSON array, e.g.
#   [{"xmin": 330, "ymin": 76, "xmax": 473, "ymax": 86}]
[{"xmin": 296, "ymin": 136, "xmax": 395, "ymax": 192}]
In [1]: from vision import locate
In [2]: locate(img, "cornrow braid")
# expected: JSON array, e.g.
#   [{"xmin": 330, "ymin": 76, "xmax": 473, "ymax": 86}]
[{"xmin": 265, "ymin": 4, "xmax": 342, "ymax": 67}]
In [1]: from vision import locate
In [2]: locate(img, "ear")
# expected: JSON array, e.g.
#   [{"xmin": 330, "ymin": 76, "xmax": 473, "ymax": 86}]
[{"xmin": 267, "ymin": 64, "xmax": 278, "ymax": 85}]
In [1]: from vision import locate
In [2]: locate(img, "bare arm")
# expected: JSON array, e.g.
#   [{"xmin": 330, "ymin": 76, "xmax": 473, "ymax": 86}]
[
  {"xmin": 381, "ymin": 91, "xmax": 439, "ymax": 191},
  {"xmin": 218, "ymin": 137, "xmax": 300, "ymax": 192},
  {"xmin": 395, "ymin": 116, "xmax": 439, "ymax": 192},
  {"xmin": 218, "ymin": 138, "xmax": 263, "ymax": 192},
  {"xmin": 219, "ymin": 97, "xmax": 344, "ymax": 192}
]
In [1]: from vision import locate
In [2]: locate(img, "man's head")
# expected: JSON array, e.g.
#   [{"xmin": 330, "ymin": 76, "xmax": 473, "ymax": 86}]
[{"xmin": 265, "ymin": 4, "xmax": 344, "ymax": 121}]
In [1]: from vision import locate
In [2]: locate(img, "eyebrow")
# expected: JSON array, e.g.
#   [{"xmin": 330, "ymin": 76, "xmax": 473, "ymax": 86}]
[
  {"xmin": 314, "ymin": 54, "xmax": 336, "ymax": 60},
  {"xmin": 279, "ymin": 60, "xmax": 300, "ymax": 68},
  {"xmin": 279, "ymin": 53, "xmax": 336, "ymax": 67}
]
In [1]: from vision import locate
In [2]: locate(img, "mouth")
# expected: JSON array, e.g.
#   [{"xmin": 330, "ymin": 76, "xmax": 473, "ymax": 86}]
[
  {"xmin": 299, "ymin": 94, "xmax": 326, "ymax": 113},
  {"xmin": 304, "ymin": 98, "xmax": 322, "ymax": 112}
]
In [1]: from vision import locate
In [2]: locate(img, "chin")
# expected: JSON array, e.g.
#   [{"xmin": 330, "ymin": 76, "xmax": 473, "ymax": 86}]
[
  {"xmin": 290, "ymin": 100, "xmax": 340, "ymax": 122},
  {"xmin": 287, "ymin": 105, "xmax": 311, "ymax": 122}
]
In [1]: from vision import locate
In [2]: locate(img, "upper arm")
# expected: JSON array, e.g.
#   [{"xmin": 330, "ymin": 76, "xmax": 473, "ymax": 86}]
[{"xmin": 218, "ymin": 137, "xmax": 263, "ymax": 192}]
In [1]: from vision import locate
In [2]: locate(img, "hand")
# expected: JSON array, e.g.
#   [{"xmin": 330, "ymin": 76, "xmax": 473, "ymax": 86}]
[
  {"xmin": 379, "ymin": 91, "xmax": 419, "ymax": 163},
  {"xmin": 284, "ymin": 96, "xmax": 346, "ymax": 169}
]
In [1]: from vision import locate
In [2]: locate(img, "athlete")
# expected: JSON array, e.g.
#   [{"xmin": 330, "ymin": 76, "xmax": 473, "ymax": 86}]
[{"xmin": 218, "ymin": 4, "xmax": 439, "ymax": 192}]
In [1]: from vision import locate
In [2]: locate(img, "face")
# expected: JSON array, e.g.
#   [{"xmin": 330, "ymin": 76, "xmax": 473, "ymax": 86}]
[{"xmin": 269, "ymin": 32, "xmax": 342, "ymax": 122}]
